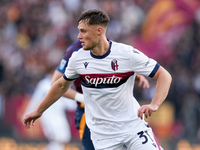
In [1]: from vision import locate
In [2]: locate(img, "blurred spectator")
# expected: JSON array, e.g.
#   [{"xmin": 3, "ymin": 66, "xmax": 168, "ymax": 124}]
[
  {"xmin": 181, "ymin": 90, "xmax": 200, "ymax": 143},
  {"xmin": 0, "ymin": 0, "xmax": 200, "ymax": 148},
  {"xmin": 22, "ymin": 65, "xmax": 77, "ymax": 150}
]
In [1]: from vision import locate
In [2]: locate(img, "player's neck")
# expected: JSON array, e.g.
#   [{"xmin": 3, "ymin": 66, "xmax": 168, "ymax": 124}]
[{"xmin": 91, "ymin": 38, "xmax": 110, "ymax": 56}]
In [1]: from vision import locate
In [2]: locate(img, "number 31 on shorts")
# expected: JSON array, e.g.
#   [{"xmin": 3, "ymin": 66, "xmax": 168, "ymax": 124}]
[{"xmin": 137, "ymin": 130, "xmax": 164, "ymax": 150}]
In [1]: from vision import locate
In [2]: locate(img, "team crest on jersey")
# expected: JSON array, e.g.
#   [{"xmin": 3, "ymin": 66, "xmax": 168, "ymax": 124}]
[{"xmin": 111, "ymin": 59, "xmax": 119, "ymax": 71}]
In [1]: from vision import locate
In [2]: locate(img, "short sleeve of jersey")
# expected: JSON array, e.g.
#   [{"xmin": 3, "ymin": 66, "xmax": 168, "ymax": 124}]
[
  {"xmin": 129, "ymin": 47, "xmax": 160, "ymax": 78},
  {"xmin": 63, "ymin": 52, "xmax": 80, "ymax": 81}
]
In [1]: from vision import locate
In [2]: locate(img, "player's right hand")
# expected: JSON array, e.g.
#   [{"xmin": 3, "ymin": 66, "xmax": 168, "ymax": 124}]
[
  {"xmin": 22, "ymin": 110, "xmax": 42, "ymax": 129},
  {"xmin": 137, "ymin": 103, "xmax": 158, "ymax": 119}
]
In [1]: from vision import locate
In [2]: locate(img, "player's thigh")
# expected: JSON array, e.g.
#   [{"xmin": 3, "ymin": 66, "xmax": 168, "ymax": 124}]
[
  {"xmin": 127, "ymin": 129, "xmax": 163, "ymax": 150},
  {"xmin": 94, "ymin": 139, "xmax": 127, "ymax": 150},
  {"xmin": 95, "ymin": 144, "xmax": 127, "ymax": 150},
  {"xmin": 93, "ymin": 134, "xmax": 130, "ymax": 150}
]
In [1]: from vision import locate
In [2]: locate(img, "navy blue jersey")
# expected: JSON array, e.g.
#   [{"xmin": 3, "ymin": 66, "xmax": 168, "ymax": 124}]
[
  {"xmin": 57, "ymin": 40, "xmax": 83, "ymax": 93},
  {"xmin": 56, "ymin": 40, "xmax": 95, "ymax": 150}
]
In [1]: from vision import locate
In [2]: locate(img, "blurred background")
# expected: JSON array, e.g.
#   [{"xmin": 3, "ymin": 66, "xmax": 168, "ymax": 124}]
[{"xmin": 0, "ymin": 0, "xmax": 200, "ymax": 150}]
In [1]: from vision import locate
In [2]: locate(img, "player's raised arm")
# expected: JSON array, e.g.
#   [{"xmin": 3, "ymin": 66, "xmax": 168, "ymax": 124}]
[
  {"xmin": 23, "ymin": 76, "xmax": 73, "ymax": 129},
  {"xmin": 137, "ymin": 66, "xmax": 172, "ymax": 119}
]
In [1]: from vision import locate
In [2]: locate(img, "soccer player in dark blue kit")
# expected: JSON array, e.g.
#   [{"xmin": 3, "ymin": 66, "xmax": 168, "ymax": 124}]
[
  {"xmin": 51, "ymin": 40, "xmax": 150, "ymax": 150},
  {"xmin": 51, "ymin": 40, "xmax": 95, "ymax": 150}
]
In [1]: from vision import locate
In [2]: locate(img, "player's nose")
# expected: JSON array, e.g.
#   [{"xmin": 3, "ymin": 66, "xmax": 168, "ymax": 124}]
[{"xmin": 77, "ymin": 32, "xmax": 82, "ymax": 39}]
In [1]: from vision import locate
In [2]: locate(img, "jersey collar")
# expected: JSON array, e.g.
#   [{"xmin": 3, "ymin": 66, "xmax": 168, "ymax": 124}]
[{"xmin": 90, "ymin": 40, "xmax": 112, "ymax": 59}]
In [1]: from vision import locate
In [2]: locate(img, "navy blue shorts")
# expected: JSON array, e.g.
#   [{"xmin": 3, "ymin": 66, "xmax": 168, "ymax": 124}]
[{"xmin": 74, "ymin": 106, "xmax": 95, "ymax": 150}]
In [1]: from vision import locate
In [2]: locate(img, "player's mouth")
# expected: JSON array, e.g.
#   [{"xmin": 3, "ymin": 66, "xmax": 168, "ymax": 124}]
[{"xmin": 80, "ymin": 41, "xmax": 84, "ymax": 46}]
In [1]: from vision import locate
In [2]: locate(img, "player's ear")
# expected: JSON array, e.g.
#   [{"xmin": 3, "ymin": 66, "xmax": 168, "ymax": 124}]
[{"xmin": 97, "ymin": 26, "xmax": 103, "ymax": 35}]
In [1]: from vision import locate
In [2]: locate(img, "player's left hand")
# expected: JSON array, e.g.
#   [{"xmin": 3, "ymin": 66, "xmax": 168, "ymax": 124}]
[{"xmin": 137, "ymin": 103, "xmax": 158, "ymax": 119}]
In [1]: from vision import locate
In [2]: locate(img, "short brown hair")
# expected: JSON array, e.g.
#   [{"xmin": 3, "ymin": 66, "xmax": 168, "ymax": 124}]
[{"xmin": 78, "ymin": 9, "xmax": 110, "ymax": 27}]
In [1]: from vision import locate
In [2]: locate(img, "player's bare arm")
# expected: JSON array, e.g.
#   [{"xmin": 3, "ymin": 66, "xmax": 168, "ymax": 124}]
[
  {"xmin": 137, "ymin": 66, "xmax": 172, "ymax": 119},
  {"xmin": 51, "ymin": 70, "xmax": 84, "ymax": 103},
  {"xmin": 23, "ymin": 77, "xmax": 73, "ymax": 129}
]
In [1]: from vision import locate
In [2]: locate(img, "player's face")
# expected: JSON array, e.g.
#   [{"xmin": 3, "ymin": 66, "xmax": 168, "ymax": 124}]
[{"xmin": 77, "ymin": 21, "xmax": 99, "ymax": 50}]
